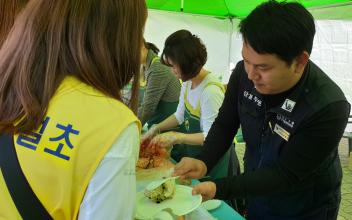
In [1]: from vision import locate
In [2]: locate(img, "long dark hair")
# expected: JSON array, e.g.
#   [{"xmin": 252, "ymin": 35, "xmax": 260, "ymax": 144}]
[
  {"xmin": 0, "ymin": 0, "xmax": 147, "ymax": 133},
  {"xmin": 0, "ymin": 0, "xmax": 28, "ymax": 46}
]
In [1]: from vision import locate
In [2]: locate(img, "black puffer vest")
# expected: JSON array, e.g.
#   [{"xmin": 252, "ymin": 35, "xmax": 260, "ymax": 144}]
[{"xmin": 237, "ymin": 60, "xmax": 346, "ymax": 219}]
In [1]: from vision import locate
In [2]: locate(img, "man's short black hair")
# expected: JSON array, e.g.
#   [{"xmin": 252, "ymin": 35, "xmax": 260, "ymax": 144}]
[
  {"xmin": 161, "ymin": 29, "xmax": 207, "ymax": 81},
  {"xmin": 239, "ymin": 0, "xmax": 315, "ymax": 65}
]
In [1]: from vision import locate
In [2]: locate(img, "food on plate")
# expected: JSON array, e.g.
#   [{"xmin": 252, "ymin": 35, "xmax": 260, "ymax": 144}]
[
  {"xmin": 136, "ymin": 156, "xmax": 166, "ymax": 169},
  {"xmin": 144, "ymin": 178, "xmax": 176, "ymax": 203},
  {"xmin": 137, "ymin": 138, "xmax": 170, "ymax": 169}
]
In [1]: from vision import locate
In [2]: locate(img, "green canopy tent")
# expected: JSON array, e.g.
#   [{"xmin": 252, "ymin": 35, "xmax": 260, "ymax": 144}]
[
  {"xmin": 146, "ymin": 0, "xmax": 352, "ymax": 19},
  {"xmin": 144, "ymin": 0, "xmax": 352, "ymax": 103}
]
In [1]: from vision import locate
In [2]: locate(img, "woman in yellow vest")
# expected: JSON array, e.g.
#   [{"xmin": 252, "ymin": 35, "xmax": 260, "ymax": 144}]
[
  {"xmin": 0, "ymin": 0, "xmax": 146, "ymax": 219},
  {"xmin": 142, "ymin": 30, "xmax": 235, "ymax": 180},
  {"xmin": 138, "ymin": 40, "xmax": 181, "ymax": 129}
]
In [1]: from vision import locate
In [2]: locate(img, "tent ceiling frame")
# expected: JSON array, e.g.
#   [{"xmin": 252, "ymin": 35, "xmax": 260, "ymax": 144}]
[{"xmin": 308, "ymin": 1, "xmax": 352, "ymax": 10}]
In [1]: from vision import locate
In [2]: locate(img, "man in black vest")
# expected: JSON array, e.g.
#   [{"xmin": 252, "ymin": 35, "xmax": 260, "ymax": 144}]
[{"xmin": 174, "ymin": 1, "xmax": 350, "ymax": 219}]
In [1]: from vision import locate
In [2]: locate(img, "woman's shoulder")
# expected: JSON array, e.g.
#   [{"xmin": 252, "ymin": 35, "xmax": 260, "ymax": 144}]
[
  {"xmin": 147, "ymin": 59, "xmax": 173, "ymax": 78},
  {"xmin": 201, "ymin": 74, "xmax": 223, "ymax": 91},
  {"xmin": 204, "ymin": 73, "xmax": 221, "ymax": 83}
]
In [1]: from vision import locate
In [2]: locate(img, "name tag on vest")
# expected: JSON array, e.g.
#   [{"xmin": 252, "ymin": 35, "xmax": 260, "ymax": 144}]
[{"xmin": 274, "ymin": 123, "xmax": 290, "ymax": 141}]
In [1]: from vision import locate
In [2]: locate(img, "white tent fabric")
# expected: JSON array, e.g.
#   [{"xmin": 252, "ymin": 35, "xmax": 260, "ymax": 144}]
[
  {"xmin": 145, "ymin": 9, "xmax": 352, "ymax": 103},
  {"xmin": 312, "ymin": 20, "xmax": 352, "ymax": 103},
  {"xmin": 145, "ymin": 10, "xmax": 232, "ymax": 81},
  {"xmin": 310, "ymin": 4, "xmax": 352, "ymax": 20}
]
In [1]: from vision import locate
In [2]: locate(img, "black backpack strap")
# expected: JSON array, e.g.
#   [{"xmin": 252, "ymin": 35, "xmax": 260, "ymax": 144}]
[{"xmin": 0, "ymin": 134, "xmax": 52, "ymax": 220}]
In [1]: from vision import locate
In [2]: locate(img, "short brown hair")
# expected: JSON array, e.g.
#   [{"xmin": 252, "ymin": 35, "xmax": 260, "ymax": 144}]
[
  {"xmin": 0, "ymin": 0, "xmax": 147, "ymax": 133},
  {"xmin": 161, "ymin": 29, "xmax": 207, "ymax": 81}
]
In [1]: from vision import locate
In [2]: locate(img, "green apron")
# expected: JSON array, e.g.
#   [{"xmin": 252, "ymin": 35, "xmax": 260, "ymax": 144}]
[
  {"xmin": 171, "ymin": 81, "xmax": 232, "ymax": 179},
  {"xmin": 145, "ymin": 57, "xmax": 179, "ymax": 129},
  {"xmin": 147, "ymin": 100, "xmax": 179, "ymax": 129}
]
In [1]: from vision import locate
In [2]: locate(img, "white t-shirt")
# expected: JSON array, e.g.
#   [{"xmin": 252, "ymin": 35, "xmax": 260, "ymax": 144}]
[
  {"xmin": 174, "ymin": 74, "xmax": 224, "ymax": 138},
  {"xmin": 78, "ymin": 122, "xmax": 139, "ymax": 220}
]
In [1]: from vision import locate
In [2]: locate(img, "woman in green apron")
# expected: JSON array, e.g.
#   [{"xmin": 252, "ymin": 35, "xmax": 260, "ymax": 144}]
[
  {"xmin": 142, "ymin": 30, "xmax": 236, "ymax": 180},
  {"xmin": 138, "ymin": 40, "xmax": 181, "ymax": 129}
]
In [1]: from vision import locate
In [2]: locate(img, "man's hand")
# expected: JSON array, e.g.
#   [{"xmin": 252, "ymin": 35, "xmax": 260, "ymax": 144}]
[
  {"xmin": 173, "ymin": 157, "xmax": 207, "ymax": 180},
  {"xmin": 192, "ymin": 181, "xmax": 217, "ymax": 201}
]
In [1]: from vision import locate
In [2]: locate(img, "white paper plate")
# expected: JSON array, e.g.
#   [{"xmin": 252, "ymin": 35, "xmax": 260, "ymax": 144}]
[
  {"xmin": 152, "ymin": 211, "xmax": 173, "ymax": 220},
  {"xmin": 201, "ymin": 199, "xmax": 222, "ymax": 211},
  {"xmin": 135, "ymin": 185, "xmax": 202, "ymax": 219}
]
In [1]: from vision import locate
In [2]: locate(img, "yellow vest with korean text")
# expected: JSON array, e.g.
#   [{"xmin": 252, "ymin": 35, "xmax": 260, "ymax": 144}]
[{"xmin": 0, "ymin": 76, "xmax": 140, "ymax": 220}]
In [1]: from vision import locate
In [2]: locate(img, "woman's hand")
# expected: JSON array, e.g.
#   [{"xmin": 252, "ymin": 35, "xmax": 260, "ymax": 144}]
[
  {"xmin": 141, "ymin": 124, "xmax": 159, "ymax": 145},
  {"xmin": 149, "ymin": 131, "xmax": 184, "ymax": 148}
]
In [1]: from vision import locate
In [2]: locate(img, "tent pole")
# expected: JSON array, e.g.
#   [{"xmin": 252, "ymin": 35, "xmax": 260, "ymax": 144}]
[
  {"xmin": 227, "ymin": 17, "xmax": 234, "ymax": 83},
  {"xmin": 308, "ymin": 2, "xmax": 352, "ymax": 10}
]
